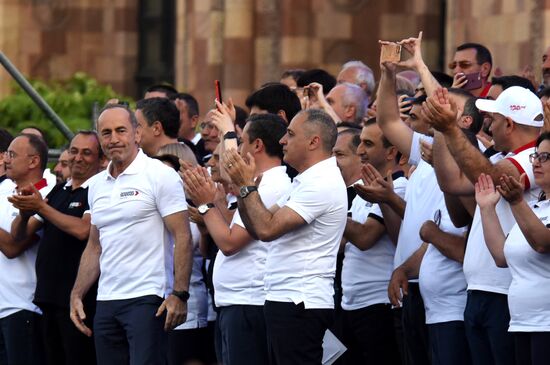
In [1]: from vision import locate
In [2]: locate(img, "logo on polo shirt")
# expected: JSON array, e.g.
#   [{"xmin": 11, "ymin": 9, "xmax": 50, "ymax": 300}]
[
  {"xmin": 120, "ymin": 190, "xmax": 140, "ymax": 199},
  {"xmin": 69, "ymin": 202, "xmax": 83, "ymax": 209}
]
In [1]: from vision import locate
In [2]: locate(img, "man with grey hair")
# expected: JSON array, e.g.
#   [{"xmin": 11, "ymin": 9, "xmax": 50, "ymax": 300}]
[
  {"xmin": 338, "ymin": 60, "xmax": 376, "ymax": 97},
  {"xmin": 326, "ymin": 82, "xmax": 369, "ymax": 125},
  {"xmin": 223, "ymin": 109, "xmax": 348, "ymax": 365}
]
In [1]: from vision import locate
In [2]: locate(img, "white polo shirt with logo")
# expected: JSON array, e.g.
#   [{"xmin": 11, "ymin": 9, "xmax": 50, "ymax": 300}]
[
  {"xmin": 213, "ymin": 166, "xmax": 292, "ymax": 307},
  {"xmin": 0, "ymin": 177, "xmax": 52, "ymax": 318},
  {"xmin": 342, "ymin": 173, "xmax": 407, "ymax": 310},
  {"xmin": 464, "ymin": 141, "xmax": 540, "ymax": 294},
  {"xmin": 504, "ymin": 199, "xmax": 550, "ymax": 332},
  {"xmin": 265, "ymin": 157, "xmax": 347, "ymax": 309},
  {"xmin": 87, "ymin": 150, "xmax": 188, "ymax": 301}
]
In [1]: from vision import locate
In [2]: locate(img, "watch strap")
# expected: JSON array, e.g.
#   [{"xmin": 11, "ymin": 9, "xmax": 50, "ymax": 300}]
[
  {"xmin": 171, "ymin": 290, "xmax": 190, "ymax": 302},
  {"xmin": 224, "ymin": 131, "xmax": 238, "ymax": 140},
  {"xmin": 198, "ymin": 203, "xmax": 215, "ymax": 215}
]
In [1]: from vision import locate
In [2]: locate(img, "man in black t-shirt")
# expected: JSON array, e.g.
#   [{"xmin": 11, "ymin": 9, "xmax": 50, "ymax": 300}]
[{"xmin": 10, "ymin": 131, "xmax": 103, "ymax": 365}]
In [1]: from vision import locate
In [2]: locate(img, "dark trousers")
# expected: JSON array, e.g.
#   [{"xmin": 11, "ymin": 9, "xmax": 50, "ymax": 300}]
[
  {"xmin": 0, "ymin": 309, "xmax": 44, "ymax": 365},
  {"xmin": 41, "ymin": 304, "xmax": 96, "ymax": 365},
  {"xmin": 207, "ymin": 320, "xmax": 221, "ymax": 365},
  {"xmin": 428, "ymin": 321, "xmax": 471, "ymax": 365},
  {"xmin": 264, "ymin": 301, "xmax": 333, "ymax": 365},
  {"xmin": 514, "ymin": 332, "xmax": 550, "ymax": 365},
  {"xmin": 167, "ymin": 327, "xmax": 208, "ymax": 365},
  {"xmin": 93, "ymin": 295, "xmax": 166, "ymax": 365},
  {"xmin": 218, "ymin": 305, "xmax": 268, "ymax": 365},
  {"xmin": 340, "ymin": 303, "xmax": 401, "ymax": 365},
  {"xmin": 401, "ymin": 283, "xmax": 430, "ymax": 365},
  {"xmin": 463, "ymin": 290, "xmax": 515, "ymax": 365}
]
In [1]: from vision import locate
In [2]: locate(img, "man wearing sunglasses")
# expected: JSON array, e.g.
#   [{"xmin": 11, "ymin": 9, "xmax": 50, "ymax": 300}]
[{"xmin": 449, "ymin": 43, "xmax": 493, "ymax": 98}]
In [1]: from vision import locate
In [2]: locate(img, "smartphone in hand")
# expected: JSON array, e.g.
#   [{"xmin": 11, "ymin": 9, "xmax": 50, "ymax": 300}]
[
  {"xmin": 215, "ymin": 80, "xmax": 223, "ymax": 104},
  {"xmin": 462, "ymin": 72, "xmax": 482, "ymax": 90},
  {"xmin": 380, "ymin": 43, "xmax": 402, "ymax": 63}
]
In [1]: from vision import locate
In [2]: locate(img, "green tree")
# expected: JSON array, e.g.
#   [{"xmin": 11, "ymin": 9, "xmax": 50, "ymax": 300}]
[{"xmin": 0, "ymin": 72, "xmax": 133, "ymax": 148}]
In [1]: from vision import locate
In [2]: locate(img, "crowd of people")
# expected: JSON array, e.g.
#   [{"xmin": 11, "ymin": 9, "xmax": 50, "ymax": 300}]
[{"xmin": 1, "ymin": 30, "xmax": 550, "ymax": 365}]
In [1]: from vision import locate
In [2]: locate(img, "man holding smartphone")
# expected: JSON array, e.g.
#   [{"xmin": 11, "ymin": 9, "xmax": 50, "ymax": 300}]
[{"xmin": 449, "ymin": 43, "xmax": 493, "ymax": 98}]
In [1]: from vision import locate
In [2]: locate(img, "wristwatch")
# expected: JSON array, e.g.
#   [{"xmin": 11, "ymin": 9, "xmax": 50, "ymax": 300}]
[
  {"xmin": 223, "ymin": 131, "xmax": 238, "ymax": 140},
  {"xmin": 239, "ymin": 185, "xmax": 258, "ymax": 198},
  {"xmin": 197, "ymin": 203, "xmax": 215, "ymax": 215},
  {"xmin": 171, "ymin": 290, "xmax": 190, "ymax": 302}
]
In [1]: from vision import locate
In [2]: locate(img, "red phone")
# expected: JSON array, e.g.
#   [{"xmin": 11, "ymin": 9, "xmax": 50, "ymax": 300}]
[
  {"xmin": 463, "ymin": 72, "xmax": 482, "ymax": 90},
  {"xmin": 215, "ymin": 80, "xmax": 222, "ymax": 103}
]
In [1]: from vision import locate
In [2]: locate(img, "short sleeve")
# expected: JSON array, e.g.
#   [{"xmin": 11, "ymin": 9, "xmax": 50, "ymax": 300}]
[
  {"xmin": 154, "ymin": 164, "xmax": 188, "ymax": 217},
  {"xmin": 505, "ymin": 152, "xmax": 535, "ymax": 190},
  {"xmin": 408, "ymin": 132, "xmax": 433, "ymax": 166},
  {"xmin": 284, "ymin": 184, "xmax": 332, "ymax": 224}
]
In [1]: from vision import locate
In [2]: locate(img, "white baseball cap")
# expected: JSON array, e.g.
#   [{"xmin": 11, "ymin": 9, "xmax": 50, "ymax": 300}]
[{"xmin": 475, "ymin": 86, "xmax": 544, "ymax": 127}]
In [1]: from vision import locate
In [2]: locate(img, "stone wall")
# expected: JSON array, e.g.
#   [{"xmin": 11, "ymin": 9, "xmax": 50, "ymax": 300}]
[
  {"xmin": 175, "ymin": 0, "xmax": 444, "ymax": 111},
  {"xmin": 3, "ymin": 0, "xmax": 550, "ymax": 115},
  {"xmin": 0, "ymin": 0, "xmax": 138, "ymax": 98}
]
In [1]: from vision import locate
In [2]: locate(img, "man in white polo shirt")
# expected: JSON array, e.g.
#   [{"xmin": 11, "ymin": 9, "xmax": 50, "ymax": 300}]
[
  {"xmin": 425, "ymin": 86, "xmax": 542, "ymax": 365},
  {"xmin": 224, "ymin": 109, "xmax": 348, "ymax": 365},
  {"xmin": 341, "ymin": 118, "xmax": 406, "ymax": 364},
  {"xmin": 183, "ymin": 114, "xmax": 291, "ymax": 365},
  {"xmin": 0, "ymin": 133, "xmax": 53, "ymax": 364},
  {"xmin": 69, "ymin": 104, "xmax": 193, "ymax": 364}
]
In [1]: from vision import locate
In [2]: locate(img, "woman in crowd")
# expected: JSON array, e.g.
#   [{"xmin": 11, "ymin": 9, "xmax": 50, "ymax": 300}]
[{"xmin": 476, "ymin": 131, "xmax": 550, "ymax": 365}]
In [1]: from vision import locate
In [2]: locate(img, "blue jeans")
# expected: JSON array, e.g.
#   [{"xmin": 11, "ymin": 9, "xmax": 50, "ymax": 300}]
[
  {"xmin": 428, "ymin": 321, "xmax": 471, "ymax": 365},
  {"xmin": 464, "ymin": 290, "xmax": 515, "ymax": 365},
  {"xmin": 93, "ymin": 295, "xmax": 166, "ymax": 365},
  {"xmin": 0, "ymin": 310, "xmax": 45, "ymax": 365}
]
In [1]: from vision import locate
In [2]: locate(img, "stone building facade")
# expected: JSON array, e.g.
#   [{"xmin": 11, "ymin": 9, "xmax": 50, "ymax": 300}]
[{"xmin": 0, "ymin": 0, "xmax": 549, "ymax": 114}]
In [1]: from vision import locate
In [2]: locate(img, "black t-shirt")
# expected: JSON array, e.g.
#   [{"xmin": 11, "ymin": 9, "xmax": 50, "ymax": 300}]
[{"xmin": 34, "ymin": 182, "xmax": 97, "ymax": 310}]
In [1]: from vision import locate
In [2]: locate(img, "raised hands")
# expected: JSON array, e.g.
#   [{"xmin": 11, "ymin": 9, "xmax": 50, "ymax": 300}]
[
  {"xmin": 398, "ymin": 94, "xmax": 413, "ymax": 120},
  {"xmin": 395, "ymin": 31, "xmax": 424, "ymax": 71},
  {"xmin": 421, "ymin": 87, "xmax": 458, "ymax": 133},
  {"xmin": 354, "ymin": 164, "xmax": 395, "ymax": 204},
  {"xmin": 182, "ymin": 167, "xmax": 217, "ymax": 206},
  {"xmin": 222, "ymin": 149, "xmax": 256, "ymax": 188},
  {"xmin": 497, "ymin": 173, "xmax": 525, "ymax": 206},
  {"xmin": 8, "ymin": 184, "xmax": 47, "ymax": 217},
  {"xmin": 474, "ymin": 173, "xmax": 501, "ymax": 209},
  {"xmin": 420, "ymin": 139, "xmax": 433, "ymax": 165},
  {"xmin": 211, "ymin": 99, "xmax": 237, "ymax": 134}
]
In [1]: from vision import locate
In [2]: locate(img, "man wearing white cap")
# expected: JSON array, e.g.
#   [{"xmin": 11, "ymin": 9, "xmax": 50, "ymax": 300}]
[{"xmin": 422, "ymin": 86, "xmax": 542, "ymax": 365}]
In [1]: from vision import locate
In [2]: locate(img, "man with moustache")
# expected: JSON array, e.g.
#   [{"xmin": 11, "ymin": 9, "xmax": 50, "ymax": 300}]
[
  {"xmin": 340, "ymin": 119, "xmax": 406, "ymax": 364},
  {"xmin": 10, "ymin": 131, "xmax": 103, "ymax": 365}
]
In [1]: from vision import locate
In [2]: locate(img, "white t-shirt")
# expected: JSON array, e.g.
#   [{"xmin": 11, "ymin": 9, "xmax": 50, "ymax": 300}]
[
  {"xmin": 419, "ymin": 202, "xmax": 468, "ymax": 324},
  {"xmin": 0, "ymin": 177, "xmax": 53, "ymax": 318},
  {"xmin": 174, "ymin": 223, "xmax": 208, "ymax": 330},
  {"xmin": 504, "ymin": 199, "xmax": 550, "ymax": 332},
  {"xmin": 88, "ymin": 150, "xmax": 188, "ymax": 301},
  {"xmin": 394, "ymin": 133, "xmax": 444, "ymax": 280},
  {"xmin": 341, "ymin": 174, "xmax": 407, "ymax": 310},
  {"xmin": 464, "ymin": 142, "xmax": 540, "ymax": 294},
  {"xmin": 213, "ymin": 166, "xmax": 291, "ymax": 307},
  {"xmin": 266, "ymin": 157, "xmax": 347, "ymax": 309}
]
